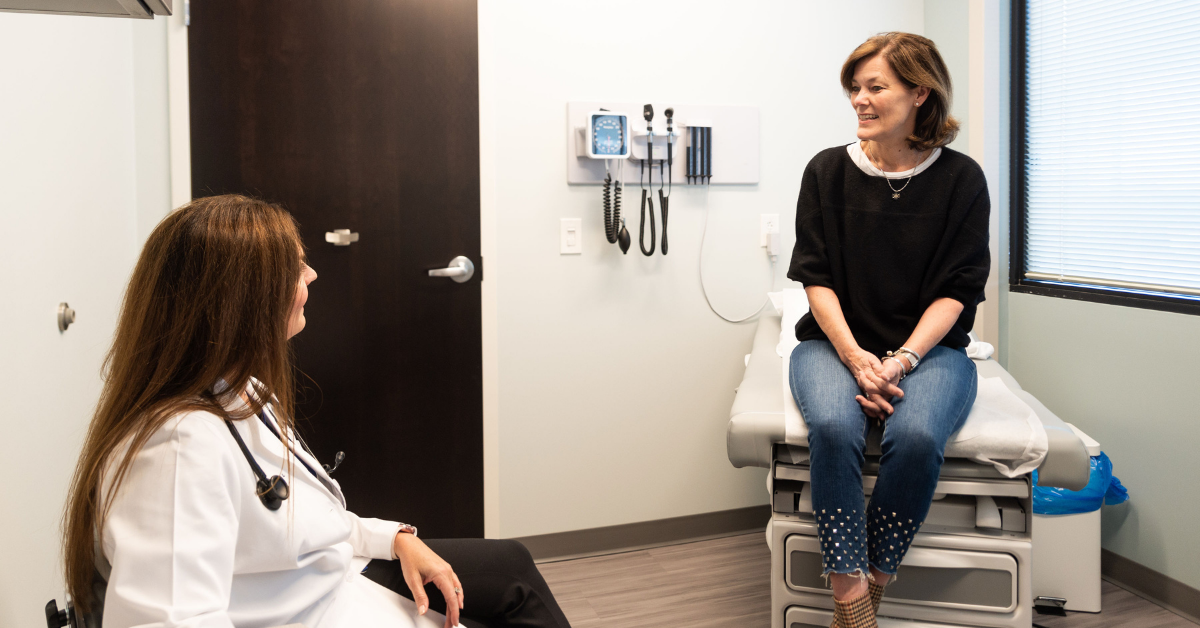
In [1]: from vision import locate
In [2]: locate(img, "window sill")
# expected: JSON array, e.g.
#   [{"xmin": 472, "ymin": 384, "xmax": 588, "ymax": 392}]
[{"xmin": 1009, "ymin": 281, "xmax": 1200, "ymax": 317}]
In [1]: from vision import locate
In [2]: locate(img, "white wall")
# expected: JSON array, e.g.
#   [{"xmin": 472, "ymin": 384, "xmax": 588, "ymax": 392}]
[
  {"xmin": 1007, "ymin": 295, "xmax": 1200, "ymax": 590},
  {"xmin": 479, "ymin": 0, "xmax": 926, "ymax": 539},
  {"xmin": 924, "ymin": 0, "xmax": 1003, "ymax": 353},
  {"xmin": 924, "ymin": 0, "xmax": 970, "ymax": 155},
  {"xmin": 0, "ymin": 13, "xmax": 171, "ymax": 627},
  {"xmin": 132, "ymin": 16, "xmax": 173, "ymax": 242}
]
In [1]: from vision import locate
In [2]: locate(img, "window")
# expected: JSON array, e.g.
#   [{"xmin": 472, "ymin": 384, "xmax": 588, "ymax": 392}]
[{"xmin": 1012, "ymin": 0, "xmax": 1200, "ymax": 314}]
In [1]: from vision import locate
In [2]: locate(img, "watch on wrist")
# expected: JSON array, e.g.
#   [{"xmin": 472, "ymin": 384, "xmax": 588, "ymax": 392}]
[{"xmin": 397, "ymin": 523, "xmax": 418, "ymax": 538}]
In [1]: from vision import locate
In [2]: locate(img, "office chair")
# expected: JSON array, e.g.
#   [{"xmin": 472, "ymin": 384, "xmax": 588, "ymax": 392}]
[
  {"xmin": 45, "ymin": 598, "xmax": 94, "ymax": 628},
  {"xmin": 46, "ymin": 596, "xmax": 307, "ymax": 628},
  {"xmin": 45, "ymin": 569, "xmax": 104, "ymax": 628}
]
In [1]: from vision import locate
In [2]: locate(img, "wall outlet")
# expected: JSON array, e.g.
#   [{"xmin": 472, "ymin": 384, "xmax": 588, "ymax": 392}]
[
  {"xmin": 760, "ymin": 213, "xmax": 780, "ymax": 246},
  {"xmin": 561, "ymin": 218, "xmax": 582, "ymax": 254}
]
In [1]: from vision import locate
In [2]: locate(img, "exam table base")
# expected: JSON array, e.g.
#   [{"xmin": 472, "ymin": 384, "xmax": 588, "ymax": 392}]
[
  {"xmin": 765, "ymin": 435, "xmax": 1039, "ymax": 628},
  {"xmin": 771, "ymin": 513, "xmax": 1034, "ymax": 628}
]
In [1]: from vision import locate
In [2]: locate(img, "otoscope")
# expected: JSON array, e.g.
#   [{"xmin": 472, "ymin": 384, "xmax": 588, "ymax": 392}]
[
  {"xmin": 639, "ymin": 104, "xmax": 656, "ymax": 256},
  {"xmin": 660, "ymin": 107, "xmax": 673, "ymax": 255}
]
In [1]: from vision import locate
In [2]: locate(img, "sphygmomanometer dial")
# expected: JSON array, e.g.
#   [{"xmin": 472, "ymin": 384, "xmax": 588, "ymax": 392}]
[{"xmin": 591, "ymin": 114, "xmax": 627, "ymax": 157}]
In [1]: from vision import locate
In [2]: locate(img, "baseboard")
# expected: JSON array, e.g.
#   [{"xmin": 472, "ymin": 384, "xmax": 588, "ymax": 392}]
[
  {"xmin": 1102, "ymin": 548, "xmax": 1200, "ymax": 624},
  {"xmin": 512, "ymin": 505, "xmax": 770, "ymax": 563}
]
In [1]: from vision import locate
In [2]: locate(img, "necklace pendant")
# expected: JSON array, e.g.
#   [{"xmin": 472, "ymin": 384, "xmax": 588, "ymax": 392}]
[{"xmin": 892, "ymin": 192, "xmax": 901, "ymax": 199}]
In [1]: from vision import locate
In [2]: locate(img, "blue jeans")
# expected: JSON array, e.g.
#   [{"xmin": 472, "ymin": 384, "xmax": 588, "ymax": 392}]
[{"xmin": 788, "ymin": 340, "xmax": 977, "ymax": 577}]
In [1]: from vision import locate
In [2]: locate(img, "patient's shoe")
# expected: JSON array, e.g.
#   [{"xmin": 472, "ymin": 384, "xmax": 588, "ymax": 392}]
[
  {"xmin": 868, "ymin": 581, "xmax": 885, "ymax": 614},
  {"xmin": 832, "ymin": 588, "xmax": 877, "ymax": 628},
  {"xmin": 831, "ymin": 582, "xmax": 885, "ymax": 628}
]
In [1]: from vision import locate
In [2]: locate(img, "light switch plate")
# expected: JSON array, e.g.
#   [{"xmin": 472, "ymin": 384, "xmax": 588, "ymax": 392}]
[{"xmin": 561, "ymin": 218, "xmax": 582, "ymax": 254}]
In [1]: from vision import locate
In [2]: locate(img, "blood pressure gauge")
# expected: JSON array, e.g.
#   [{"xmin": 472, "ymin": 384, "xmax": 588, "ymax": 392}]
[{"xmin": 586, "ymin": 112, "xmax": 630, "ymax": 159}]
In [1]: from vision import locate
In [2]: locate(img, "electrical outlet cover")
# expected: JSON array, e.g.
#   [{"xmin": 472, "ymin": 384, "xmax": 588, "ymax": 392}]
[{"xmin": 760, "ymin": 213, "xmax": 780, "ymax": 246}]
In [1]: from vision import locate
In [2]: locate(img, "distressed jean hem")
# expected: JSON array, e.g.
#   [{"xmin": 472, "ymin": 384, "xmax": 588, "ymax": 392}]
[
  {"xmin": 821, "ymin": 567, "xmax": 876, "ymax": 587},
  {"xmin": 868, "ymin": 561, "xmax": 898, "ymax": 582}
]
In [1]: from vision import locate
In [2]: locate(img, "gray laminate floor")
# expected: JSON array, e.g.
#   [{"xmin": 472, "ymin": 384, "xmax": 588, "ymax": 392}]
[
  {"xmin": 1032, "ymin": 581, "xmax": 1198, "ymax": 628},
  {"xmin": 536, "ymin": 532, "xmax": 1199, "ymax": 628}
]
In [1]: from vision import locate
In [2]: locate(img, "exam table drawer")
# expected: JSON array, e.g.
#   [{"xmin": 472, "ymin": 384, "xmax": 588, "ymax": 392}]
[
  {"xmin": 785, "ymin": 535, "xmax": 1018, "ymax": 613},
  {"xmin": 786, "ymin": 605, "xmax": 978, "ymax": 628},
  {"xmin": 775, "ymin": 462, "xmax": 1030, "ymax": 499}
]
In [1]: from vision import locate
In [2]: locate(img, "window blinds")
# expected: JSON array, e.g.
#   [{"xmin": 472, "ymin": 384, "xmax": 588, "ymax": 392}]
[{"xmin": 1025, "ymin": 0, "xmax": 1200, "ymax": 298}]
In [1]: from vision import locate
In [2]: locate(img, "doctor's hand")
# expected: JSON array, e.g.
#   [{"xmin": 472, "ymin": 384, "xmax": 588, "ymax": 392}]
[{"xmin": 393, "ymin": 533, "xmax": 464, "ymax": 628}]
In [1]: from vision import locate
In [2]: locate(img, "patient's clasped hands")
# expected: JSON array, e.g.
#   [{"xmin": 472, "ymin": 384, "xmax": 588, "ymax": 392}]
[{"xmin": 842, "ymin": 347, "xmax": 904, "ymax": 421}]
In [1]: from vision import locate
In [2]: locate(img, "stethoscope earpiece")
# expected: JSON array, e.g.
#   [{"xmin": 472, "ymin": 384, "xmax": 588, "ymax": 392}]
[
  {"xmin": 256, "ymin": 475, "xmax": 289, "ymax": 511},
  {"xmin": 323, "ymin": 451, "xmax": 346, "ymax": 475}
]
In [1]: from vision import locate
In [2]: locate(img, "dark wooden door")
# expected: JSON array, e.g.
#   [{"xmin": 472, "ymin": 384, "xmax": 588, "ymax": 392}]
[{"xmin": 189, "ymin": 0, "xmax": 482, "ymax": 538}]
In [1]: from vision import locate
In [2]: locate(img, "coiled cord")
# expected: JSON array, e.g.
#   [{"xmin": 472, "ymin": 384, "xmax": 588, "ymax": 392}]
[
  {"xmin": 603, "ymin": 173, "xmax": 617, "ymax": 243},
  {"xmin": 613, "ymin": 176, "xmax": 622, "ymax": 240}
]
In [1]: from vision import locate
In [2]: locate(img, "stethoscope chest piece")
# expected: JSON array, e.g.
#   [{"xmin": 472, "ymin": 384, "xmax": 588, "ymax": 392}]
[
  {"xmin": 227, "ymin": 407, "xmax": 345, "ymax": 511},
  {"xmin": 257, "ymin": 475, "xmax": 290, "ymax": 511}
]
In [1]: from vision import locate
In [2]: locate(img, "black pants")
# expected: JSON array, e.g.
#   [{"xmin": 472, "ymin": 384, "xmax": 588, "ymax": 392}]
[{"xmin": 363, "ymin": 538, "xmax": 571, "ymax": 628}]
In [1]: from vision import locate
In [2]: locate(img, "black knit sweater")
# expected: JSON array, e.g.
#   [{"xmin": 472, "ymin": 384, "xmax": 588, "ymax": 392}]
[{"xmin": 786, "ymin": 144, "xmax": 990, "ymax": 355}]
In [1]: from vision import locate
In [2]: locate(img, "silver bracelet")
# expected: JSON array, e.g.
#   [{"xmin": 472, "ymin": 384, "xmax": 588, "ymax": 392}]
[
  {"xmin": 893, "ymin": 347, "xmax": 922, "ymax": 372},
  {"xmin": 883, "ymin": 351, "xmax": 908, "ymax": 373},
  {"xmin": 882, "ymin": 356, "xmax": 908, "ymax": 379}
]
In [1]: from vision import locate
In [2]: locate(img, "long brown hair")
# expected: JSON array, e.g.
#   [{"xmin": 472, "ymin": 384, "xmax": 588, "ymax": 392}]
[
  {"xmin": 62, "ymin": 194, "xmax": 304, "ymax": 614},
  {"xmin": 841, "ymin": 32, "xmax": 960, "ymax": 151}
]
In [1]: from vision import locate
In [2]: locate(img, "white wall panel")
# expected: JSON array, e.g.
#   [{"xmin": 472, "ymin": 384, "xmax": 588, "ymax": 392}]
[
  {"xmin": 1008, "ymin": 293, "xmax": 1200, "ymax": 590},
  {"xmin": 480, "ymin": 0, "xmax": 926, "ymax": 538},
  {"xmin": 0, "ymin": 13, "xmax": 168, "ymax": 626}
]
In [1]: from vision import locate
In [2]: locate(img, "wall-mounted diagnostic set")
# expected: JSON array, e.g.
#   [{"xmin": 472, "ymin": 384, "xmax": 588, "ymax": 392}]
[
  {"xmin": 573, "ymin": 102, "xmax": 760, "ymax": 257},
  {"xmin": 569, "ymin": 101, "xmax": 768, "ymax": 322}
]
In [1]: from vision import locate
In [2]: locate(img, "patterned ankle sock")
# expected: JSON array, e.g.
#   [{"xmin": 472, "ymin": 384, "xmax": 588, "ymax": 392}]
[
  {"xmin": 832, "ymin": 587, "xmax": 878, "ymax": 628},
  {"xmin": 869, "ymin": 581, "xmax": 885, "ymax": 614},
  {"xmin": 830, "ymin": 581, "xmax": 885, "ymax": 628}
]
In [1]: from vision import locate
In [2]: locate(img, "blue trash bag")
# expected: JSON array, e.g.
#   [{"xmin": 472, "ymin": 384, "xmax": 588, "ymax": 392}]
[{"xmin": 1031, "ymin": 451, "xmax": 1129, "ymax": 515}]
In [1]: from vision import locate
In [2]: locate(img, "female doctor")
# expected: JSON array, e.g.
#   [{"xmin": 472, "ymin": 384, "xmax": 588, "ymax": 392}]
[{"xmin": 62, "ymin": 195, "xmax": 572, "ymax": 628}]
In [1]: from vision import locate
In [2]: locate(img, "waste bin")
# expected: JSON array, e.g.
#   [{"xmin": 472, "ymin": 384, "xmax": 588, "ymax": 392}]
[{"xmin": 1031, "ymin": 424, "xmax": 1128, "ymax": 613}]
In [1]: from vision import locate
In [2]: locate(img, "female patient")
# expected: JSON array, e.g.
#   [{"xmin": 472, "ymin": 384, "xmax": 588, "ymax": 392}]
[
  {"xmin": 63, "ymin": 195, "xmax": 571, "ymax": 628},
  {"xmin": 787, "ymin": 33, "xmax": 990, "ymax": 628}
]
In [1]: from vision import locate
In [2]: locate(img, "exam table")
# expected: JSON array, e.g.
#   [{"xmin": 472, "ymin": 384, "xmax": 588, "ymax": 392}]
[{"xmin": 727, "ymin": 313, "xmax": 1094, "ymax": 628}]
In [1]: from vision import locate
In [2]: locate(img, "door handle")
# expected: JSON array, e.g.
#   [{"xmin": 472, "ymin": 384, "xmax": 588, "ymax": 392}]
[
  {"xmin": 325, "ymin": 229, "xmax": 360, "ymax": 246},
  {"xmin": 428, "ymin": 256, "xmax": 475, "ymax": 283}
]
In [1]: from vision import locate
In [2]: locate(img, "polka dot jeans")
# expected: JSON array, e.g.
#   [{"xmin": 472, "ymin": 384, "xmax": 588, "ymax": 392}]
[
  {"xmin": 815, "ymin": 506, "xmax": 924, "ymax": 575},
  {"xmin": 789, "ymin": 340, "xmax": 978, "ymax": 578}
]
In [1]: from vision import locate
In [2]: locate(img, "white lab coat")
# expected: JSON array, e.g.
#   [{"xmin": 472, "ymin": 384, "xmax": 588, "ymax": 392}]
[{"xmin": 99, "ymin": 385, "xmax": 447, "ymax": 628}]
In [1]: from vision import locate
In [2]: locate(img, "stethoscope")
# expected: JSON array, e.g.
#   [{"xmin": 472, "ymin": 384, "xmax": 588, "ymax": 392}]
[{"xmin": 223, "ymin": 408, "xmax": 345, "ymax": 511}]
